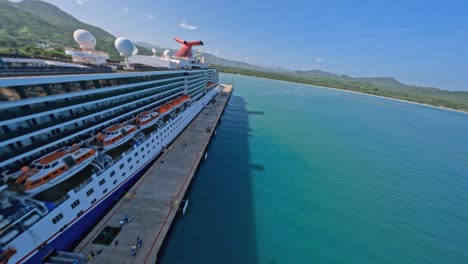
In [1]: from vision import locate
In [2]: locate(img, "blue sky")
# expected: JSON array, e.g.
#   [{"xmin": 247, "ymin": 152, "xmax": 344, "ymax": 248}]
[{"xmin": 41, "ymin": 0, "xmax": 468, "ymax": 90}]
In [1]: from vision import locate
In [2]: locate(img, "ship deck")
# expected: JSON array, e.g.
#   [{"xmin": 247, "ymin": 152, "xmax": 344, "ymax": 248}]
[{"xmin": 74, "ymin": 85, "xmax": 233, "ymax": 264}]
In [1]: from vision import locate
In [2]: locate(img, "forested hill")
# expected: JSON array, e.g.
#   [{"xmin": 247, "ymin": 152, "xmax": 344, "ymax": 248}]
[
  {"xmin": 214, "ymin": 65, "xmax": 468, "ymax": 112},
  {"xmin": 0, "ymin": 0, "xmax": 152, "ymax": 59}
]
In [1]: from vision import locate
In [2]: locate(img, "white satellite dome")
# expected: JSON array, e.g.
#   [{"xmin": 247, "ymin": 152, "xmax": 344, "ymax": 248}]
[
  {"xmin": 163, "ymin": 49, "xmax": 172, "ymax": 59},
  {"xmin": 73, "ymin": 29, "xmax": 96, "ymax": 50},
  {"xmin": 114, "ymin": 37, "xmax": 134, "ymax": 56},
  {"xmin": 132, "ymin": 45, "xmax": 139, "ymax": 55}
]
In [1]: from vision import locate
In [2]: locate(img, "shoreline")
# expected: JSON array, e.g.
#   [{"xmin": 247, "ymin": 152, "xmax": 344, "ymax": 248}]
[{"xmin": 224, "ymin": 72, "xmax": 468, "ymax": 115}]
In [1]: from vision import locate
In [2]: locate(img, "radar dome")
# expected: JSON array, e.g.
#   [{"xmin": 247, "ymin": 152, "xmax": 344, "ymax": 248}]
[
  {"xmin": 132, "ymin": 45, "xmax": 139, "ymax": 55},
  {"xmin": 163, "ymin": 49, "xmax": 172, "ymax": 59},
  {"xmin": 114, "ymin": 37, "xmax": 134, "ymax": 56},
  {"xmin": 73, "ymin": 29, "xmax": 96, "ymax": 50}
]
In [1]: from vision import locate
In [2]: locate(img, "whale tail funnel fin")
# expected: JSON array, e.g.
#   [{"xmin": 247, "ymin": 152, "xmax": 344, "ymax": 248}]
[{"xmin": 174, "ymin": 37, "xmax": 204, "ymax": 58}]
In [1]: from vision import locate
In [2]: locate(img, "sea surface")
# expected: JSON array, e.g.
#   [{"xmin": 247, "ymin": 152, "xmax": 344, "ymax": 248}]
[{"xmin": 159, "ymin": 73, "xmax": 468, "ymax": 264}]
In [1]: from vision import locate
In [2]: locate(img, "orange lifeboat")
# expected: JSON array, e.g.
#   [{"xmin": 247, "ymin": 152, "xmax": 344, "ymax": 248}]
[
  {"xmin": 158, "ymin": 103, "xmax": 173, "ymax": 114},
  {"xmin": 134, "ymin": 110, "xmax": 159, "ymax": 128},
  {"xmin": 13, "ymin": 145, "xmax": 98, "ymax": 193},
  {"xmin": 95, "ymin": 122, "xmax": 138, "ymax": 150},
  {"xmin": 171, "ymin": 95, "xmax": 190, "ymax": 107}
]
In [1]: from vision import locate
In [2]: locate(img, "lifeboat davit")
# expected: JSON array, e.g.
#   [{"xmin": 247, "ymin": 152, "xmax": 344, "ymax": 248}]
[
  {"xmin": 95, "ymin": 122, "xmax": 138, "ymax": 151},
  {"xmin": 134, "ymin": 110, "xmax": 159, "ymax": 129},
  {"xmin": 13, "ymin": 145, "xmax": 98, "ymax": 194}
]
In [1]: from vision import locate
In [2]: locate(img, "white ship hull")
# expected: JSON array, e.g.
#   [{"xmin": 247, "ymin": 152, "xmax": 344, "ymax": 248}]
[{"xmin": 8, "ymin": 86, "xmax": 219, "ymax": 263}]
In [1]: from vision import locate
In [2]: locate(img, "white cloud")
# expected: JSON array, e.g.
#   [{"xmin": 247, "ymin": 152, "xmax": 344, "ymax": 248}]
[
  {"xmin": 179, "ymin": 20, "xmax": 197, "ymax": 30},
  {"xmin": 143, "ymin": 14, "xmax": 154, "ymax": 21},
  {"xmin": 314, "ymin": 57, "xmax": 324, "ymax": 63},
  {"xmin": 122, "ymin": 8, "xmax": 129, "ymax": 12},
  {"xmin": 76, "ymin": 0, "xmax": 84, "ymax": 5}
]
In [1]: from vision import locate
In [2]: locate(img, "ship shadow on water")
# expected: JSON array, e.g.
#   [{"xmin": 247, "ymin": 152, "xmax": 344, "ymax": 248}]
[{"xmin": 158, "ymin": 95, "xmax": 259, "ymax": 264}]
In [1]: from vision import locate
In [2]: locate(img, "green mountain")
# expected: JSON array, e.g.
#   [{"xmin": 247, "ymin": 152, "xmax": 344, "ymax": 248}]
[{"xmin": 0, "ymin": 0, "xmax": 151, "ymax": 59}]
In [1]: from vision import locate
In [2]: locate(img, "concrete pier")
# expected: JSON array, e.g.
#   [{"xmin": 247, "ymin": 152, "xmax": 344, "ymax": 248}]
[{"xmin": 74, "ymin": 85, "xmax": 233, "ymax": 264}]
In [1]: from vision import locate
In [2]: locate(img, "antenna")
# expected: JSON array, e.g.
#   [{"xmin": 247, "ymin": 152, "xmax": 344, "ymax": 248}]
[
  {"xmin": 163, "ymin": 50, "xmax": 172, "ymax": 60},
  {"xmin": 194, "ymin": 49, "xmax": 203, "ymax": 58},
  {"xmin": 73, "ymin": 29, "xmax": 96, "ymax": 50},
  {"xmin": 152, "ymin": 48, "xmax": 157, "ymax": 56},
  {"xmin": 114, "ymin": 37, "xmax": 134, "ymax": 69}
]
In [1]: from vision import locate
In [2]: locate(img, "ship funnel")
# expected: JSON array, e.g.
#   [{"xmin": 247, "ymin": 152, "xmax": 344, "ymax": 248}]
[{"xmin": 173, "ymin": 37, "xmax": 204, "ymax": 58}]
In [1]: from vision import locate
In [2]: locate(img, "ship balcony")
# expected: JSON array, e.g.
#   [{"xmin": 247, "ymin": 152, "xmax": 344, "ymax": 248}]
[
  {"xmin": 1, "ymin": 78, "xmax": 185, "ymax": 121},
  {"xmin": 1, "ymin": 90, "xmax": 184, "ymax": 170},
  {"xmin": 0, "ymin": 85, "xmax": 184, "ymax": 143}
]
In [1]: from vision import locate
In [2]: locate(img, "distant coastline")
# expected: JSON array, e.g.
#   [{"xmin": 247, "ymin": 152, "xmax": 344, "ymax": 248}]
[
  {"xmin": 304, "ymin": 81, "xmax": 468, "ymax": 115},
  {"xmin": 215, "ymin": 65, "xmax": 468, "ymax": 114}
]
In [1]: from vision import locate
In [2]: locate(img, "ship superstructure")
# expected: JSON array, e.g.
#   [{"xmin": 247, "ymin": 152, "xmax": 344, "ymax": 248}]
[{"xmin": 0, "ymin": 29, "xmax": 219, "ymax": 263}]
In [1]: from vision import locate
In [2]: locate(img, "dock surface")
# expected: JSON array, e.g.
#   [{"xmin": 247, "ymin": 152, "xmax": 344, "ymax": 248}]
[{"xmin": 75, "ymin": 85, "xmax": 233, "ymax": 263}]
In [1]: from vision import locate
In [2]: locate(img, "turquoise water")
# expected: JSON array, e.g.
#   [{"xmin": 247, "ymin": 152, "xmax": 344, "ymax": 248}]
[{"xmin": 159, "ymin": 74, "xmax": 468, "ymax": 264}]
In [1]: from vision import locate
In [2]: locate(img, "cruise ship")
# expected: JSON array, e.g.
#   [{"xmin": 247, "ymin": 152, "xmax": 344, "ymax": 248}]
[{"xmin": 0, "ymin": 29, "xmax": 219, "ymax": 263}]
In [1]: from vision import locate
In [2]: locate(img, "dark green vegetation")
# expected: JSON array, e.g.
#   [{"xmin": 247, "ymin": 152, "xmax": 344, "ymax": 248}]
[
  {"xmin": 214, "ymin": 65, "xmax": 468, "ymax": 112},
  {"xmin": 1, "ymin": 0, "xmax": 466, "ymax": 112}
]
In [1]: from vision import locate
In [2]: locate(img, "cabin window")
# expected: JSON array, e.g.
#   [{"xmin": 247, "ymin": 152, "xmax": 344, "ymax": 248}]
[
  {"xmin": 130, "ymin": 166, "xmax": 133, "ymax": 170},
  {"xmin": 86, "ymin": 188, "xmax": 94, "ymax": 196},
  {"xmin": 122, "ymin": 172, "xmax": 126, "ymax": 177},
  {"xmin": 103, "ymin": 188, "xmax": 108, "ymax": 194},
  {"xmin": 71, "ymin": 199, "xmax": 80, "ymax": 209},
  {"xmin": 99, "ymin": 179, "xmax": 105, "ymax": 186},
  {"xmin": 127, "ymin": 157, "xmax": 132, "ymax": 163},
  {"xmin": 113, "ymin": 180, "xmax": 117, "ymax": 185},
  {"xmin": 141, "ymin": 147, "xmax": 144, "ymax": 152},
  {"xmin": 120, "ymin": 164, "xmax": 124, "ymax": 169},
  {"xmin": 146, "ymin": 143, "xmax": 149, "ymax": 147},
  {"xmin": 52, "ymin": 213, "xmax": 64, "ymax": 224},
  {"xmin": 91, "ymin": 198, "xmax": 97, "ymax": 205},
  {"xmin": 110, "ymin": 171, "xmax": 115, "ymax": 177},
  {"xmin": 134, "ymin": 152, "xmax": 138, "ymax": 157}
]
